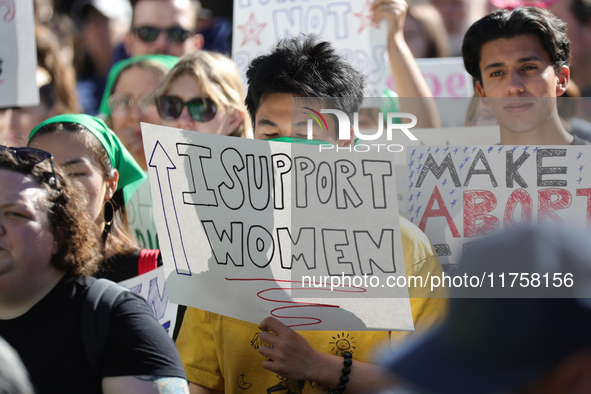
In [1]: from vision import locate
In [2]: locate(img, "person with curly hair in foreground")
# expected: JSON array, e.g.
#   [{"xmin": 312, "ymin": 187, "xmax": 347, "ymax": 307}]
[{"xmin": 0, "ymin": 145, "xmax": 188, "ymax": 393}]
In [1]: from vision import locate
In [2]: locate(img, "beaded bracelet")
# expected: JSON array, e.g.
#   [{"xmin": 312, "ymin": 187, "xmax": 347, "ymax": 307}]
[{"xmin": 330, "ymin": 351, "xmax": 352, "ymax": 393}]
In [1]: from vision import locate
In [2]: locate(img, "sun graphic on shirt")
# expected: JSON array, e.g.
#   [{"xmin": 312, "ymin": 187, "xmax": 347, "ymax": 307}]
[{"xmin": 329, "ymin": 333, "xmax": 356, "ymax": 356}]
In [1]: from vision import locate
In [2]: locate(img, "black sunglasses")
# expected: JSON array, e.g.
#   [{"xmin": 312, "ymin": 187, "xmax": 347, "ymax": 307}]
[
  {"xmin": 0, "ymin": 145, "xmax": 57, "ymax": 188},
  {"xmin": 156, "ymin": 96, "xmax": 217, "ymax": 122},
  {"xmin": 132, "ymin": 26, "xmax": 194, "ymax": 43}
]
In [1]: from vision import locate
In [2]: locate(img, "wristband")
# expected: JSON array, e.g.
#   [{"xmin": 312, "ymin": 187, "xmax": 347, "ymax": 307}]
[{"xmin": 330, "ymin": 351, "xmax": 352, "ymax": 393}]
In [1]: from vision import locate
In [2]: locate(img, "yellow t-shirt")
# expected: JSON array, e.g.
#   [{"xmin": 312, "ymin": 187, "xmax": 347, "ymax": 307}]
[{"xmin": 176, "ymin": 217, "xmax": 447, "ymax": 392}]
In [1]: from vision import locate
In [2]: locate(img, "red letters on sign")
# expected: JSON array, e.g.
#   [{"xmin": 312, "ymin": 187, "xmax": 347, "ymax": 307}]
[
  {"xmin": 419, "ymin": 186, "xmax": 461, "ymax": 237},
  {"xmin": 464, "ymin": 190, "xmax": 499, "ymax": 237},
  {"xmin": 538, "ymin": 188, "xmax": 572, "ymax": 226},
  {"xmin": 503, "ymin": 189, "xmax": 533, "ymax": 229}
]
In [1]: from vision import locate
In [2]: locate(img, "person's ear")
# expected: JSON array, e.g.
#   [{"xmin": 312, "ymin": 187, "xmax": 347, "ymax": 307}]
[
  {"xmin": 194, "ymin": 33, "xmax": 204, "ymax": 50},
  {"xmin": 556, "ymin": 65, "xmax": 570, "ymax": 97},
  {"xmin": 104, "ymin": 170, "xmax": 119, "ymax": 201},
  {"xmin": 338, "ymin": 126, "xmax": 355, "ymax": 147},
  {"xmin": 222, "ymin": 107, "xmax": 245, "ymax": 136},
  {"xmin": 475, "ymin": 80, "xmax": 490, "ymax": 107}
]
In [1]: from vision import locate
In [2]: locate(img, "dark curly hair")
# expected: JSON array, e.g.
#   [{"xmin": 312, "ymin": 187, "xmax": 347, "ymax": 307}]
[
  {"xmin": 245, "ymin": 34, "xmax": 365, "ymax": 130},
  {"xmin": 0, "ymin": 148, "xmax": 101, "ymax": 276},
  {"xmin": 462, "ymin": 7, "xmax": 570, "ymax": 84}
]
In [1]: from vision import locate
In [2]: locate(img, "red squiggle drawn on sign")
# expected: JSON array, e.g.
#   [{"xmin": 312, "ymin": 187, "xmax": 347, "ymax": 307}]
[
  {"xmin": 0, "ymin": 1, "xmax": 15, "ymax": 23},
  {"xmin": 225, "ymin": 277, "xmax": 366, "ymax": 328}
]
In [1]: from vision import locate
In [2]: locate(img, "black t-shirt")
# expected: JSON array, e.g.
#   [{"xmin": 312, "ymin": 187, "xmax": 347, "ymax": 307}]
[
  {"xmin": 0, "ymin": 276, "xmax": 186, "ymax": 394},
  {"xmin": 96, "ymin": 251, "xmax": 186, "ymax": 341}
]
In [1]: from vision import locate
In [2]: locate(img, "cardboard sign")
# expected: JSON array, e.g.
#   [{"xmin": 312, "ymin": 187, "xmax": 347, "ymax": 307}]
[
  {"xmin": 118, "ymin": 266, "xmax": 178, "ymax": 338},
  {"xmin": 0, "ymin": 0, "xmax": 39, "ymax": 107},
  {"xmin": 232, "ymin": 0, "xmax": 389, "ymax": 96},
  {"xmin": 405, "ymin": 145, "xmax": 591, "ymax": 267},
  {"xmin": 127, "ymin": 176, "xmax": 160, "ymax": 250},
  {"xmin": 141, "ymin": 123, "xmax": 413, "ymax": 331}
]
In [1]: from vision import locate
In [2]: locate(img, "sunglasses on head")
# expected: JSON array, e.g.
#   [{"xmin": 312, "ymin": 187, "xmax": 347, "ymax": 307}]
[
  {"xmin": 132, "ymin": 26, "xmax": 194, "ymax": 43},
  {"xmin": 0, "ymin": 145, "xmax": 57, "ymax": 188},
  {"xmin": 156, "ymin": 96, "xmax": 217, "ymax": 122}
]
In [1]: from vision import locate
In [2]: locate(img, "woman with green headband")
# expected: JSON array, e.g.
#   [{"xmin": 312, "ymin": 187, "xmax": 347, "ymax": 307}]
[
  {"xmin": 99, "ymin": 55, "xmax": 178, "ymax": 170},
  {"xmin": 28, "ymin": 114, "xmax": 150, "ymax": 281},
  {"xmin": 97, "ymin": 55, "xmax": 178, "ymax": 251}
]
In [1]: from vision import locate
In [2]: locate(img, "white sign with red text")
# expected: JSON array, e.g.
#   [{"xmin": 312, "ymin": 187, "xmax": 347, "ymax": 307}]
[{"xmin": 405, "ymin": 145, "xmax": 591, "ymax": 268}]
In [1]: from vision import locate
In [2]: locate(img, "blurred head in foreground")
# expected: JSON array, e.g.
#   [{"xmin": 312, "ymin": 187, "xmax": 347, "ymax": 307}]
[{"xmin": 385, "ymin": 225, "xmax": 591, "ymax": 394}]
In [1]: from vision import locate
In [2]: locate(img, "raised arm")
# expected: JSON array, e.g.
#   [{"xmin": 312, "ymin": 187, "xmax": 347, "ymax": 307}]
[{"xmin": 373, "ymin": 0, "xmax": 441, "ymax": 128}]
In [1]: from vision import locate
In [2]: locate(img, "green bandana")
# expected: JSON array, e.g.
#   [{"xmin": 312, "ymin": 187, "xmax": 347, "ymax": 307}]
[
  {"xmin": 98, "ymin": 54, "xmax": 179, "ymax": 118},
  {"xmin": 381, "ymin": 87, "xmax": 400, "ymax": 114},
  {"xmin": 29, "ymin": 114, "xmax": 147, "ymax": 203},
  {"xmin": 269, "ymin": 136, "xmax": 334, "ymax": 146}
]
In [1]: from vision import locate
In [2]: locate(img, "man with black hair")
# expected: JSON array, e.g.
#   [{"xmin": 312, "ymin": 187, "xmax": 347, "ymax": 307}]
[
  {"xmin": 245, "ymin": 36, "xmax": 364, "ymax": 146},
  {"xmin": 462, "ymin": 6, "xmax": 589, "ymax": 145},
  {"xmin": 176, "ymin": 1, "xmax": 446, "ymax": 393}
]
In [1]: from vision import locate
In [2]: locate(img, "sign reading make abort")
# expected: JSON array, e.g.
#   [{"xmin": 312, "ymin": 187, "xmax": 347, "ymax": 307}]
[
  {"xmin": 406, "ymin": 145, "xmax": 591, "ymax": 267},
  {"xmin": 141, "ymin": 123, "xmax": 412, "ymax": 331}
]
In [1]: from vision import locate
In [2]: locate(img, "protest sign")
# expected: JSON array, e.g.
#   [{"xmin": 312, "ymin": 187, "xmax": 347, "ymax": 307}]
[
  {"xmin": 232, "ymin": 0, "xmax": 388, "ymax": 96},
  {"xmin": 127, "ymin": 177, "xmax": 159, "ymax": 249},
  {"xmin": 389, "ymin": 126, "xmax": 500, "ymax": 216},
  {"xmin": 0, "ymin": 0, "xmax": 39, "ymax": 107},
  {"xmin": 119, "ymin": 266, "xmax": 178, "ymax": 337},
  {"xmin": 387, "ymin": 57, "xmax": 474, "ymax": 127},
  {"xmin": 387, "ymin": 57, "xmax": 473, "ymax": 98},
  {"xmin": 405, "ymin": 145, "xmax": 591, "ymax": 268},
  {"xmin": 141, "ymin": 122, "xmax": 413, "ymax": 331}
]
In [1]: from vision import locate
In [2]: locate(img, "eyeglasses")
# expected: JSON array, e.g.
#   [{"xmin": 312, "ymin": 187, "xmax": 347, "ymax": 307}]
[
  {"xmin": 156, "ymin": 96, "xmax": 217, "ymax": 122},
  {"xmin": 132, "ymin": 26, "xmax": 194, "ymax": 43},
  {"xmin": 108, "ymin": 93, "xmax": 155, "ymax": 117},
  {"xmin": 0, "ymin": 145, "xmax": 57, "ymax": 188}
]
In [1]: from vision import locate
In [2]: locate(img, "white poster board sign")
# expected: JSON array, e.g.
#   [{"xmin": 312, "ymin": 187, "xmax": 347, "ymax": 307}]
[
  {"xmin": 119, "ymin": 266, "xmax": 178, "ymax": 338},
  {"xmin": 0, "ymin": 0, "xmax": 39, "ymax": 107},
  {"xmin": 389, "ymin": 126, "xmax": 501, "ymax": 216},
  {"xmin": 127, "ymin": 176, "xmax": 160, "ymax": 249},
  {"xmin": 405, "ymin": 145, "xmax": 591, "ymax": 268},
  {"xmin": 414, "ymin": 57, "xmax": 473, "ymax": 98},
  {"xmin": 232, "ymin": 0, "xmax": 388, "ymax": 95},
  {"xmin": 141, "ymin": 123, "xmax": 413, "ymax": 331}
]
